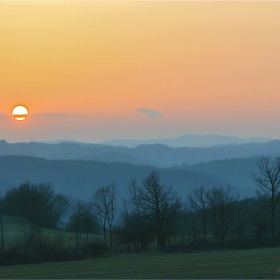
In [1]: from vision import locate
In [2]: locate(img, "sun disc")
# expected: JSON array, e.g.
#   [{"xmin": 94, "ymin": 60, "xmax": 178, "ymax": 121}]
[{"xmin": 12, "ymin": 106, "xmax": 28, "ymax": 121}]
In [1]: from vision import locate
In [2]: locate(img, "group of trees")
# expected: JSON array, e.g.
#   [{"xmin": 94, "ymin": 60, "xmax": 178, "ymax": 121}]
[
  {"xmin": 67, "ymin": 201, "xmax": 98, "ymax": 247},
  {"xmin": 116, "ymin": 156, "xmax": 280, "ymax": 251},
  {"xmin": 1, "ymin": 182, "xmax": 69, "ymax": 228},
  {"xmin": 67, "ymin": 183, "xmax": 117, "ymax": 251},
  {"xmin": 1, "ymin": 156, "xmax": 280, "ymax": 256},
  {"xmin": 185, "ymin": 156, "xmax": 280, "ymax": 247},
  {"xmin": 117, "ymin": 172, "xmax": 185, "ymax": 251},
  {"xmin": 188, "ymin": 185, "xmax": 237, "ymax": 243}
]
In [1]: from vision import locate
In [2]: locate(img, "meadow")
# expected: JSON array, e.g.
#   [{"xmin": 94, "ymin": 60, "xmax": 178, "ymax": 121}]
[
  {"xmin": 2, "ymin": 215, "xmax": 102, "ymax": 250},
  {"xmin": 1, "ymin": 215, "xmax": 280, "ymax": 279},
  {"xmin": 0, "ymin": 247, "xmax": 280, "ymax": 279}
]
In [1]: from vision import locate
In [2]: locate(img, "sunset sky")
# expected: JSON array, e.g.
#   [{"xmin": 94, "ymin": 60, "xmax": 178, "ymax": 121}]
[{"xmin": 1, "ymin": 1, "xmax": 280, "ymax": 143}]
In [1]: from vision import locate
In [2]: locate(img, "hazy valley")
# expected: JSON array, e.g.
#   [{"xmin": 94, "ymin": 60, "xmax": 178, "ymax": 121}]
[
  {"xmin": 1, "ymin": 135, "xmax": 277, "ymax": 200},
  {"xmin": 1, "ymin": 134, "xmax": 280, "ymax": 271}
]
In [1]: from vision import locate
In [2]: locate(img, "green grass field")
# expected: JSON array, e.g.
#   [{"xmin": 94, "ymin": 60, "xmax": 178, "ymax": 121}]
[
  {"xmin": 2, "ymin": 215, "xmax": 102, "ymax": 249},
  {"xmin": 1, "ymin": 247, "xmax": 280, "ymax": 279},
  {"xmin": 1, "ymin": 216, "xmax": 280, "ymax": 278}
]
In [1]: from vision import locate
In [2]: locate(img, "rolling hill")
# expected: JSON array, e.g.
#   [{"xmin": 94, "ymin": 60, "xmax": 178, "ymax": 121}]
[
  {"xmin": 181, "ymin": 157, "xmax": 261, "ymax": 197},
  {"xmin": 0, "ymin": 155, "xmax": 229, "ymax": 202},
  {"xmin": 1, "ymin": 139, "xmax": 280, "ymax": 167},
  {"xmin": 102, "ymin": 134, "xmax": 271, "ymax": 148}
]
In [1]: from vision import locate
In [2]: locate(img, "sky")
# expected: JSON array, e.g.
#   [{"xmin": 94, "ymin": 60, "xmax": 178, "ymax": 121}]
[{"xmin": 1, "ymin": 1, "xmax": 280, "ymax": 143}]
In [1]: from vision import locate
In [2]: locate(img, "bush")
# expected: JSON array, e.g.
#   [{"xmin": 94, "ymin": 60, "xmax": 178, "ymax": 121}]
[
  {"xmin": 0, "ymin": 246, "xmax": 22, "ymax": 266},
  {"xmin": 82, "ymin": 242, "xmax": 109, "ymax": 257},
  {"xmin": 0, "ymin": 245, "xmax": 88, "ymax": 266},
  {"xmin": 165, "ymin": 236, "xmax": 280, "ymax": 254},
  {"xmin": 166, "ymin": 239, "xmax": 212, "ymax": 253},
  {"xmin": 0, "ymin": 238, "xmax": 110, "ymax": 266}
]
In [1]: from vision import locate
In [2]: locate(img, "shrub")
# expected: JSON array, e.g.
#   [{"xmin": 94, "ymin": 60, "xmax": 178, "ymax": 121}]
[{"xmin": 82, "ymin": 242, "xmax": 109, "ymax": 257}]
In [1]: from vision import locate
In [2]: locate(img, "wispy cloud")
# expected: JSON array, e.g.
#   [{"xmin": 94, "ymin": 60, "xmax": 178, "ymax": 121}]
[
  {"xmin": 32, "ymin": 113, "xmax": 69, "ymax": 117},
  {"xmin": 137, "ymin": 108, "xmax": 162, "ymax": 119}
]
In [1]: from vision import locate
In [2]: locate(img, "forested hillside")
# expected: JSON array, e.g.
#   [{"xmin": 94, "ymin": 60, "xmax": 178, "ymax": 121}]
[
  {"xmin": 181, "ymin": 157, "xmax": 261, "ymax": 196},
  {"xmin": 0, "ymin": 155, "xmax": 228, "ymax": 201}
]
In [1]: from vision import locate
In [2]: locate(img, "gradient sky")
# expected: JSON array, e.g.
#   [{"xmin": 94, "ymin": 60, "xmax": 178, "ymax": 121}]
[{"xmin": 1, "ymin": 1, "xmax": 280, "ymax": 143}]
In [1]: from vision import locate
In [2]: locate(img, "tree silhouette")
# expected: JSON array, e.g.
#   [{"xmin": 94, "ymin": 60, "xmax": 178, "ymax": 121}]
[
  {"xmin": 252, "ymin": 156, "xmax": 280, "ymax": 239},
  {"xmin": 138, "ymin": 171, "xmax": 184, "ymax": 250},
  {"xmin": 91, "ymin": 183, "xmax": 117, "ymax": 251}
]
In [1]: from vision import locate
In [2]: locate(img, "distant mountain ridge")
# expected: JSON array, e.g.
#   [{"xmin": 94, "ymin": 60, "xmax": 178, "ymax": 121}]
[
  {"xmin": 101, "ymin": 134, "xmax": 272, "ymax": 148},
  {"xmin": 1, "ymin": 138, "xmax": 280, "ymax": 167}
]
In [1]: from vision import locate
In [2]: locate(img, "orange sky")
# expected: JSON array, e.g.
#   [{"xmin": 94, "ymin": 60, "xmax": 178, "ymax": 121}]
[{"xmin": 1, "ymin": 1, "xmax": 280, "ymax": 143}]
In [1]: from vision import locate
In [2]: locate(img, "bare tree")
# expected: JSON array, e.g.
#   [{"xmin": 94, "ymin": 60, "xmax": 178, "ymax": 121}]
[
  {"xmin": 68, "ymin": 201, "xmax": 99, "ymax": 247},
  {"xmin": 118, "ymin": 173, "xmax": 185, "ymax": 251},
  {"xmin": 51, "ymin": 194, "xmax": 70, "ymax": 227},
  {"xmin": 118, "ymin": 179, "xmax": 154, "ymax": 252},
  {"xmin": 81, "ymin": 202, "xmax": 98, "ymax": 246},
  {"xmin": 107, "ymin": 183, "xmax": 117, "ymax": 251},
  {"xmin": 22, "ymin": 224, "xmax": 47, "ymax": 252},
  {"xmin": 188, "ymin": 186, "xmax": 208, "ymax": 240},
  {"xmin": 139, "ymin": 171, "xmax": 185, "ymax": 250},
  {"xmin": 0, "ymin": 207, "xmax": 4, "ymax": 253},
  {"xmin": 232, "ymin": 194, "xmax": 249, "ymax": 241},
  {"xmin": 127, "ymin": 178, "xmax": 141, "ymax": 215},
  {"xmin": 186, "ymin": 201, "xmax": 200, "ymax": 242},
  {"xmin": 68, "ymin": 201, "xmax": 85, "ymax": 248},
  {"xmin": 0, "ymin": 191, "xmax": 4, "ymax": 253},
  {"xmin": 118, "ymin": 201, "xmax": 154, "ymax": 252},
  {"xmin": 91, "ymin": 183, "xmax": 117, "ymax": 251},
  {"xmin": 92, "ymin": 188, "xmax": 107, "ymax": 247},
  {"xmin": 252, "ymin": 156, "xmax": 280, "ymax": 238},
  {"xmin": 206, "ymin": 185, "xmax": 236, "ymax": 243}
]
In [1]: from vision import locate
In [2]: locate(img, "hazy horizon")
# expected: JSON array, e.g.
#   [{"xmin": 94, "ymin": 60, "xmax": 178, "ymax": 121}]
[{"xmin": 0, "ymin": 133, "xmax": 274, "ymax": 149}]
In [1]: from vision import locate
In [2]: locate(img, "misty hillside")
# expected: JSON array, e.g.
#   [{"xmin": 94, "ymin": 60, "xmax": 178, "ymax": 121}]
[
  {"xmin": 0, "ymin": 155, "xmax": 230, "ymax": 201},
  {"xmin": 102, "ymin": 134, "xmax": 271, "ymax": 148},
  {"xmin": 1, "ymin": 139, "xmax": 280, "ymax": 166},
  {"xmin": 180, "ymin": 157, "xmax": 262, "ymax": 196}
]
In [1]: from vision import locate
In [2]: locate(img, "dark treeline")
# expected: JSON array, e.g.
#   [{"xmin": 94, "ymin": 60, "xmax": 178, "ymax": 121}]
[
  {"xmin": 117, "ymin": 166, "xmax": 280, "ymax": 253},
  {"xmin": 1, "ymin": 182, "xmax": 69, "ymax": 228},
  {"xmin": 1, "ymin": 156, "xmax": 280, "ymax": 266}
]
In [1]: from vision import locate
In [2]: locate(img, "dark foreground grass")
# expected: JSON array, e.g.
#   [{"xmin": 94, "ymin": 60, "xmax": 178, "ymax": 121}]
[{"xmin": 1, "ymin": 247, "xmax": 280, "ymax": 279}]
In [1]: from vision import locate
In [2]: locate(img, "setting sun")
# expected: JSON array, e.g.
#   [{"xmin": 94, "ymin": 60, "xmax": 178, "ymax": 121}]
[{"xmin": 12, "ymin": 105, "xmax": 28, "ymax": 121}]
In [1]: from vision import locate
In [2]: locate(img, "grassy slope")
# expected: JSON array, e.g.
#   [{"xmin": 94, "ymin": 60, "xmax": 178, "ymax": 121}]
[
  {"xmin": 2, "ymin": 215, "xmax": 32, "ymax": 248},
  {"xmin": 2, "ymin": 215, "xmax": 101, "ymax": 249},
  {"xmin": 0, "ymin": 247, "xmax": 280, "ymax": 279}
]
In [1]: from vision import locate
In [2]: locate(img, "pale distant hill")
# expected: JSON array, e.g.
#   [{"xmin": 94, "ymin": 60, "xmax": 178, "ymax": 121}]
[
  {"xmin": 41, "ymin": 139, "xmax": 83, "ymax": 144},
  {"xmin": 1, "ymin": 139, "xmax": 280, "ymax": 167},
  {"xmin": 101, "ymin": 134, "xmax": 272, "ymax": 148}
]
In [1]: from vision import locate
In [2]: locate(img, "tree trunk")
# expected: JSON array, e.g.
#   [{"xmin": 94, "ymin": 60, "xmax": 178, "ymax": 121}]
[
  {"xmin": 271, "ymin": 209, "xmax": 275, "ymax": 239},
  {"xmin": 203, "ymin": 214, "xmax": 207, "ymax": 240},
  {"xmin": 103, "ymin": 225, "xmax": 107, "ymax": 246},
  {"xmin": 76, "ymin": 232, "xmax": 79, "ymax": 248},
  {"xmin": 0, "ymin": 210, "xmax": 4, "ymax": 252},
  {"xmin": 109, "ymin": 226, "xmax": 113, "ymax": 252}
]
